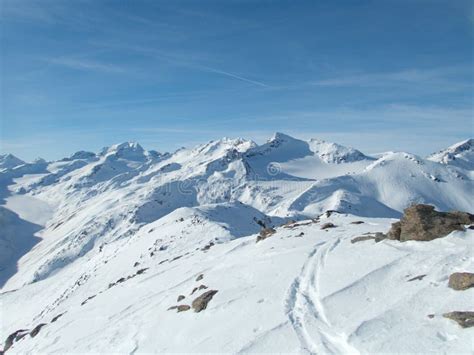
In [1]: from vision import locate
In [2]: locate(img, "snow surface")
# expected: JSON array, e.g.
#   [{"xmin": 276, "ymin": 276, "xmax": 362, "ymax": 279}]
[{"xmin": 0, "ymin": 134, "xmax": 473, "ymax": 353}]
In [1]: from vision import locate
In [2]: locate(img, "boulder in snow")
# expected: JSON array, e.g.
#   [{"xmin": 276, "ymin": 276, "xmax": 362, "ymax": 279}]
[
  {"xmin": 443, "ymin": 311, "xmax": 474, "ymax": 328},
  {"xmin": 321, "ymin": 222, "xmax": 336, "ymax": 230},
  {"xmin": 192, "ymin": 290, "xmax": 218, "ymax": 312},
  {"xmin": 448, "ymin": 272, "xmax": 474, "ymax": 291},
  {"xmin": 168, "ymin": 305, "xmax": 191, "ymax": 312},
  {"xmin": 387, "ymin": 204, "xmax": 474, "ymax": 241},
  {"xmin": 256, "ymin": 228, "xmax": 276, "ymax": 242}
]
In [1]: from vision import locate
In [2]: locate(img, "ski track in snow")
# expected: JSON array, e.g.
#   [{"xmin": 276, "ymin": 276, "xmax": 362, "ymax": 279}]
[{"xmin": 286, "ymin": 235, "xmax": 360, "ymax": 355}]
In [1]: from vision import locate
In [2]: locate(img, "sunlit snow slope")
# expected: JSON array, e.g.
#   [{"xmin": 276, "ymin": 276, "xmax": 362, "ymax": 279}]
[{"xmin": 0, "ymin": 134, "xmax": 473, "ymax": 354}]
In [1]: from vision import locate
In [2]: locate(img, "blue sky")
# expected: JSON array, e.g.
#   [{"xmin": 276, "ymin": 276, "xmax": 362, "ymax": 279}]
[{"xmin": 1, "ymin": 0, "xmax": 473, "ymax": 161}]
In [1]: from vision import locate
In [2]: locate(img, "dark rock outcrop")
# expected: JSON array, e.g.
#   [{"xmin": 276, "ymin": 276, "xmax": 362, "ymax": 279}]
[
  {"xmin": 448, "ymin": 272, "xmax": 474, "ymax": 291},
  {"xmin": 51, "ymin": 312, "xmax": 66, "ymax": 323},
  {"xmin": 136, "ymin": 268, "xmax": 148, "ymax": 275},
  {"xmin": 201, "ymin": 241, "xmax": 215, "ymax": 251},
  {"xmin": 281, "ymin": 220, "xmax": 297, "ymax": 228},
  {"xmin": 177, "ymin": 305, "xmax": 190, "ymax": 312},
  {"xmin": 256, "ymin": 228, "xmax": 276, "ymax": 242},
  {"xmin": 351, "ymin": 232, "xmax": 385, "ymax": 244},
  {"xmin": 443, "ymin": 311, "xmax": 474, "ymax": 328},
  {"xmin": 196, "ymin": 274, "xmax": 204, "ymax": 281},
  {"xmin": 373, "ymin": 232, "xmax": 386, "ymax": 242},
  {"xmin": 168, "ymin": 304, "xmax": 191, "ymax": 312},
  {"xmin": 351, "ymin": 236, "xmax": 376, "ymax": 244},
  {"xmin": 177, "ymin": 295, "xmax": 185, "ymax": 302},
  {"xmin": 30, "ymin": 323, "xmax": 47, "ymax": 338},
  {"xmin": 321, "ymin": 222, "xmax": 336, "ymax": 230},
  {"xmin": 407, "ymin": 274, "xmax": 426, "ymax": 282},
  {"xmin": 387, "ymin": 221, "xmax": 401, "ymax": 240},
  {"xmin": 3, "ymin": 329, "xmax": 29, "ymax": 352},
  {"xmin": 192, "ymin": 290, "xmax": 218, "ymax": 312},
  {"xmin": 386, "ymin": 204, "xmax": 473, "ymax": 242}
]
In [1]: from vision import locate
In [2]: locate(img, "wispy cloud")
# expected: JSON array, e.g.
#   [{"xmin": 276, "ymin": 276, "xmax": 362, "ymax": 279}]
[
  {"xmin": 195, "ymin": 65, "xmax": 269, "ymax": 87},
  {"xmin": 139, "ymin": 47, "xmax": 270, "ymax": 88},
  {"xmin": 309, "ymin": 66, "xmax": 472, "ymax": 89},
  {"xmin": 46, "ymin": 57, "xmax": 126, "ymax": 73},
  {"xmin": 92, "ymin": 42, "xmax": 270, "ymax": 88}
]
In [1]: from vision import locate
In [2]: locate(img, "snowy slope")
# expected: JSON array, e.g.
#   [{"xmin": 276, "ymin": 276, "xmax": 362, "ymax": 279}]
[
  {"xmin": 0, "ymin": 134, "xmax": 473, "ymax": 353},
  {"xmin": 2, "ymin": 214, "xmax": 472, "ymax": 353}
]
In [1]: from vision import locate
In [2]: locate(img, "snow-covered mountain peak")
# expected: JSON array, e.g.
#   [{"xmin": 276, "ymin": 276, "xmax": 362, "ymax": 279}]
[
  {"xmin": 32, "ymin": 158, "xmax": 48, "ymax": 165},
  {"xmin": 194, "ymin": 137, "xmax": 256, "ymax": 156},
  {"xmin": 0, "ymin": 153, "xmax": 25, "ymax": 170},
  {"xmin": 427, "ymin": 138, "xmax": 474, "ymax": 170},
  {"xmin": 62, "ymin": 151, "xmax": 97, "ymax": 161},
  {"xmin": 268, "ymin": 132, "xmax": 299, "ymax": 145},
  {"xmin": 96, "ymin": 142, "xmax": 164, "ymax": 164},
  {"xmin": 308, "ymin": 139, "xmax": 371, "ymax": 163},
  {"xmin": 246, "ymin": 133, "xmax": 311, "ymax": 161},
  {"xmin": 101, "ymin": 142, "xmax": 144, "ymax": 155}
]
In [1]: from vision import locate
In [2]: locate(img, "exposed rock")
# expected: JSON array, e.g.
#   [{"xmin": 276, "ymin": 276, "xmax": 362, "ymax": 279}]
[
  {"xmin": 407, "ymin": 274, "xmax": 426, "ymax": 282},
  {"xmin": 386, "ymin": 204, "xmax": 474, "ymax": 242},
  {"xmin": 196, "ymin": 274, "xmax": 204, "ymax": 281},
  {"xmin": 168, "ymin": 304, "xmax": 191, "ymax": 312},
  {"xmin": 4, "ymin": 329, "xmax": 29, "ymax": 352},
  {"xmin": 133, "ymin": 261, "xmax": 140, "ymax": 267},
  {"xmin": 468, "ymin": 225, "xmax": 474, "ymax": 230},
  {"xmin": 256, "ymin": 228, "xmax": 276, "ymax": 242},
  {"xmin": 351, "ymin": 233, "xmax": 386, "ymax": 244},
  {"xmin": 191, "ymin": 287, "xmax": 198, "ymax": 295},
  {"xmin": 351, "ymin": 236, "xmax": 376, "ymax": 244},
  {"xmin": 374, "ymin": 232, "xmax": 386, "ymax": 242},
  {"xmin": 254, "ymin": 219, "xmax": 266, "ymax": 228},
  {"xmin": 136, "ymin": 268, "xmax": 148, "ymax": 275},
  {"xmin": 282, "ymin": 220, "xmax": 297, "ymax": 228},
  {"xmin": 448, "ymin": 272, "xmax": 474, "ymax": 290},
  {"xmin": 201, "ymin": 241, "xmax": 215, "ymax": 251},
  {"xmin": 81, "ymin": 295, "xmax": 96, "ymax": 305},
  {"xmin": 427, "ymin": 314, "xmax": 435, "ymax": 319},
  {"xmin": 350, "ymin": 221, "xmax": 365, "ymax": 225},
  {"xmin": 324, "ymin": 210, "xmax": 338, "ymax": 218},
  {"xmin": 176, "ymin": 305, "xmax": 190, "ymax": 312},
  {"xmin": 443, "ymin": 311, "xmax": 474, "ymax": 328},
  {"xmin": 387, "ymin": 221, "xmax": 401, "ymax": 240},
  {"xmin": 198, "ymin": 284, "xmax": 208, "ymax": 290},
  {"xmin": 30, "ymin": 323, "xmax": 47, "ymax": 338},
  {"xmin": 321, "ymin": 222, "xmax": 336, "ymax": 230},
  {"xmin": 177, "ymin": 295, "xmax": 185, "ymax": 302},
  {"xmin": 51, "ymin": 312, "xmax": 66, "ymax": 323},
  {"xmin": 192, "ymin": 290, "xmax": 218, "ymax": 312}
]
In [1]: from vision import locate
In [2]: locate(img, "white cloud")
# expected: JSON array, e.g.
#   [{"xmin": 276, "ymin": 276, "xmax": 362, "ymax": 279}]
[{"xmin": 46, "ymin": 57, "xmax": 125, "ymax": 73}]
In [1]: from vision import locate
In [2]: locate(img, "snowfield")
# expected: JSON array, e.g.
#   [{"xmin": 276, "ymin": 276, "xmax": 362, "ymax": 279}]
[{"xmin": 0, "ymin": 134, "xmax": 473, "ymax": 354}]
